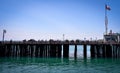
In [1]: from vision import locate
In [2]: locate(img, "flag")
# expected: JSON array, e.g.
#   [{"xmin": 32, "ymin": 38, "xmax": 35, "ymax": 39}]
[{"xmin": 106, "ymin": 5, "xmax": 111, "ymax": 10}]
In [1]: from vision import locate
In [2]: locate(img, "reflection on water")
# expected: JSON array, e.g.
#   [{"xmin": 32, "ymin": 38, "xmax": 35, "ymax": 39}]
[{"xmin": 0, "ymin": 57, "xmax": 120, "ymax": 73}]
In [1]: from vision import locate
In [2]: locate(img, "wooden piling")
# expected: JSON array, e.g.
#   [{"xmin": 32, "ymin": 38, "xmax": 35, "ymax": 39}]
[
  {"xmin": 83, "ymin": 45, "xmax": 87, "ymax": 58},
  {"xmin": 74, "ymin": 45, "xmax": 77, "ymax": 59},
  {"xmin": 106, "ymin": 45, "xmax": 112, "ymax": 58},
  {"xmin": 90, "ymin": 45, "xmax": 95, "ymax": 58},
  {"xmin": 5, "ymin": 44, "xmax": 9, "ymax": 57},
  {"xmin": 35, "ymin": 45, "xmax": 38, "ymax": 57},
  {"xmin": 50, "ymin": 44, "xmax": 54, "ymax": 57},
  {"xmin": 63, "ymin": 44, "xmax": 69, "ymax": 58},
  {"xmin": 118, "ymin": 45, "xmax": 120, "ymax": 58},
  {"xmin": 44, "ymin": 45, "xmax": 47, "ymax": 57},
  {"xmin": 53, "ymin": 45, "xmax": 57, "ymax": 57},
  {"xmin": 40, "ymin": 45, "xmax": 44, "ymax": 57},
  {"xmin": 102, "ymin": 45, "xmax": 106, "ymax": 58},
  {"xmin": 58, "ymin": 45, "xmax": 62, "ymax": 58},
  {"xmin": 96, "ymin": 45, "xmax": 101, "ymax": 58},
  {"xmin": 0, "ymin": 44, "xmax": 5, "ymax": 57}
]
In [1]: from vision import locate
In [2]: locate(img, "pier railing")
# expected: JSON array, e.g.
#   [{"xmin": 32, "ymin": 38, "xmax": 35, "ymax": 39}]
[{"xmin": 1, "ymin": 40, "xmax": 119, "ymax": 45}]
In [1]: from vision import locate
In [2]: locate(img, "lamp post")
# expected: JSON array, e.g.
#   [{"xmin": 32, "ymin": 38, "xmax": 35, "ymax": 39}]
[
  {"xmin": 63, "ymin": 34, "xmax": 64, "ymax": 41},
  {"xmin": 90, "ymin": 38, "xmax": 92, "ymax": 41},
  {"xmin": 95, "ymin": 37, "xmax": 97, "ymax": 42},
  {"xmin": 84, "ymin": 38, "xmax": 86, "ymax": 41},
  {"xmin": 2, "ymin": 29, "xmax": 6, "ymax": 43}
]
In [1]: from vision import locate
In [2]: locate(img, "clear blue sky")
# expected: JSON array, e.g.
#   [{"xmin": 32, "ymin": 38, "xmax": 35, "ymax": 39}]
[{"xmin": 0, "ymin": 0, "xmax": 120, "ymax": 41}]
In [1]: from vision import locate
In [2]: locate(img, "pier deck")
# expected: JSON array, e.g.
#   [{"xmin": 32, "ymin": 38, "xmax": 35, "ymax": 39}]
[{"xmin": 1, "ymin": 40, "xmax": 120, "ymax": 45}]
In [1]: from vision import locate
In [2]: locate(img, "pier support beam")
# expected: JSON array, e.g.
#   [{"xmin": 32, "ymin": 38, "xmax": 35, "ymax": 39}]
[
  {"xmin": 5, "ymin": 44, "xmax": 10, "ymax": 57},
  {"xmin": 0, "ymin": 44, "xmax": 5, "ymax": 57},
  {"xmin": 102, "ymin": 45, "xmax": 106, "ymax": 58},
  {"xmin": 118, "ymin": 45, "xmax": 120, "ymax": 58},
  {"xmin": 44, "ymin": 45, "xmax": 47, "ymax": 57},
  {"xmin": 96, "ymin": 45, "xmax": 101, "ymax": 58},
  {"xmin": 20, "ymin": 45, "xmax": 24, "ymax": 57},
  {"xmin": 114, "ymin": 45, "xmax": 119, "ymax": 58},
  {"xmin": 24, "ymin": 44, "xmax": 28, "ymax": 57},
  {"xmin": 74, "ymin": 45, "xmax": 77, "ymax": 59},
  {"xmin": 40, "ymin": 45, "xmax": 44, "ymax": 57},
  {"xmin": 90, "ymin": 45, "xmax": 95, "ymax": 58},
  {"xmin": 63, "ymin": 44, "xmax": 69, "ymax": 58},
  {"xmin": 58, "ymin": 45, "xmax": 62, "ymax": 58},
  {"xmin": 83, "ymin": 45, "xmax": 87, "ymax": 59},
  {"xmin": 50, "ymin": 45, "xmax": 53, "ymax": 57},
  {"xmin": 50, "ymin": 44, "xmax": 56, "ymax": 57},
  {"xmin": 106, "ymin": 45, "xmax": 112, "ymax": 58},
  {"xmin": 35, "ymin": 45, "xmax": 39, "ymax": 57}
]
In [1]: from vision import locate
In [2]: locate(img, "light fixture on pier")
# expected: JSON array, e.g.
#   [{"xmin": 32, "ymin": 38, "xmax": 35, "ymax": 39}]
[
  {"xmin": 63, "ymin": 34, "xmax": 65, "ymax": 41},
  {"xmin": 2, "ymin": 29, "xmax": 6, "ymax": 43}
]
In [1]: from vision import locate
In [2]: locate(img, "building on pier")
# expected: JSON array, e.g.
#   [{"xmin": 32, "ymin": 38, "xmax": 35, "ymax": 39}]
[{"xmin": 104, "ymin": 30, "xmax": 120, "ymax": 43}]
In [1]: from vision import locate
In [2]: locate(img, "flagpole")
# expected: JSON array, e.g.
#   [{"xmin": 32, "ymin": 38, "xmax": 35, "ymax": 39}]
[
  {"xmin": 105, "ymin": 4, "xmax": 108, "ymax": 35},
  {"xmin": 105, "ymin": 0, "xmax": 111, "ymax": 35}
]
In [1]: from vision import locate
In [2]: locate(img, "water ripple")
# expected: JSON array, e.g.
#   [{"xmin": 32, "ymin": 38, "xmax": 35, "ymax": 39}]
[{"xmin": 0, "ymin": 57, "xmax": 120, "ymax": 73}]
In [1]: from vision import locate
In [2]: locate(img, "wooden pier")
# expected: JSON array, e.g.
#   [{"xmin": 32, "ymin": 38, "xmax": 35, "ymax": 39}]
[{"xmin": 0, "ymin": 40, "xmax": 120, "ymax": 58}]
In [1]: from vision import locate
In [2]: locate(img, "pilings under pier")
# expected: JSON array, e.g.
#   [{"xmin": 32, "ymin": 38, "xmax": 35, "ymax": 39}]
[
  {"xmin": 0, "ymin": 42, "xmax": 120, "ymax": 59},
  {"xmin": 0, "ymin": 44, "xmax": 62, "ymax": 58},
  {"xmin": 90, "ymin": 44, "xmax": 120, "ymax": 58}
]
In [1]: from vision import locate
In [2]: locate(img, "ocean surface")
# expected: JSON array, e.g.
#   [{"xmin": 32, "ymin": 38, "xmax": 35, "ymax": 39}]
[{"xmin": 0, "ymin": 57, "xmax": 120, "ymax": 73}]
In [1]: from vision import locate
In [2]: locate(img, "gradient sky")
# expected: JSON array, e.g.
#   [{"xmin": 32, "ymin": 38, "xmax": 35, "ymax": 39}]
[{"xmin": 0, "ymin": 0, "xmax": 120, "ymax": 41}]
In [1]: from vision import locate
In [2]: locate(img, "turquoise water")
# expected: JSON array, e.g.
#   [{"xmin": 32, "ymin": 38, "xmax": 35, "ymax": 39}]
[
  {"xmin": 69, "ymin": 45, "xmax": 90, "ymax": 58},
  {"xmin": 0, "ymin": 57, "xmax": 120, "ymax": 73}
]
